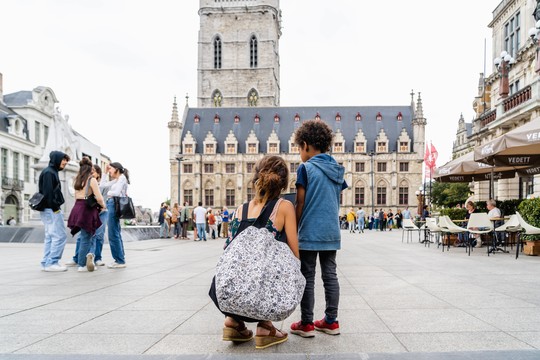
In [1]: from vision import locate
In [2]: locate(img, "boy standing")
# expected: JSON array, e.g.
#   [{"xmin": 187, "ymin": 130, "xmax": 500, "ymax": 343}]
[{"xmin": 290, "ymin": 120, "xmax": 346, "ymax": 337}]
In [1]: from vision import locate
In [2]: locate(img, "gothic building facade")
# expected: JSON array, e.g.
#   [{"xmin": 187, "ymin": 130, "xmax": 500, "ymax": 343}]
[
  {"xmin": 452, "ymin": 0, "xmax": 540, "ymax": 200},
  {"xmin": 169, "ymin": 0, "xmax": 426, "ymax": 215}
]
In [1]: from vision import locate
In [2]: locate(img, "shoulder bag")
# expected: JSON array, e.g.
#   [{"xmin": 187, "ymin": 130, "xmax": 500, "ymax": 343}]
[
  {"xmin": 29, "ymin": 192, "xmax": 45, "ymax": 211},
  {"xmin": 211, "ymin": 199, "xmax": 306, "ymax": 322},
  {"xmin": 85, "ymin": 178, "xmax": 100, "ymax": 209}
]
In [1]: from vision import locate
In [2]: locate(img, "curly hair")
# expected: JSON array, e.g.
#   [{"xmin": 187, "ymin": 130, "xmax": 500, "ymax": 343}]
[
  {"xmin": 294, "ymin": 119, "xmax": 333, "ymax": 152},
  {"xmin": 74, "ymin": 156, "xmax": 93, "ymax": 190},
  {"xmin": 252, "ymin": 155, "xmax": 289, "ymax": 204}
]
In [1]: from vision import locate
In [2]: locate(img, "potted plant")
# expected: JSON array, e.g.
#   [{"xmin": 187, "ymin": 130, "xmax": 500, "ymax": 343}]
[{"xmin": 517, "ymin": 198, "xmax": 540, "ymax": 256}]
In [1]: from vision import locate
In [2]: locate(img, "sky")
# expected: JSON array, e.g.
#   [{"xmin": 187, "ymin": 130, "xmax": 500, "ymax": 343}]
[{"xmin": 1, "ymin": 0, "xmax": 502, "ymax": 211}]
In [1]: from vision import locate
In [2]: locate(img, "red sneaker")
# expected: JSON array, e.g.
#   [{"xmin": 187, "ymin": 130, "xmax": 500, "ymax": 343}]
[
  {"xmin": 290, "ymin": 321, "xmax": 315, "ymax": 338},
  {"xmin": 314, "ymin": 318, "xmax": 340, "ymax": 335}
]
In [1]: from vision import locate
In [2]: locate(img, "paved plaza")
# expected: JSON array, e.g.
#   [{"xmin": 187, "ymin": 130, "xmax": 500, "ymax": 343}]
[{"xmin": 1, "ymin": 228, "xmax": 540, "ymax": 360}]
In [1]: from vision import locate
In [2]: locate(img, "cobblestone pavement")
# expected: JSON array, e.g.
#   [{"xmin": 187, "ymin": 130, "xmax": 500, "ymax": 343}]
[{"xmin": 1, "ymin": 228, "xmax": 539, "ymax": 359}]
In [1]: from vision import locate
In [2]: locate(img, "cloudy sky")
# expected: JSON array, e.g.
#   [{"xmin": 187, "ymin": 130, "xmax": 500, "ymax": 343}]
[{"xmin": 2, "ymin": 0, "xmax": 503, "ymax": 210}]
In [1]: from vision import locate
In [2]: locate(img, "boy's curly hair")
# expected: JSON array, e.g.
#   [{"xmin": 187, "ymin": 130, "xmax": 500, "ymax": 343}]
[{"xmin": 294, "ymin": 119, "xmax": 333, "ymax": 152}]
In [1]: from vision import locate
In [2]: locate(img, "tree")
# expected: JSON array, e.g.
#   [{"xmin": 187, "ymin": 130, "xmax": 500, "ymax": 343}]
[{"xmin": 431, "ymin": 182, "xmax": 470, "ymax": 208}]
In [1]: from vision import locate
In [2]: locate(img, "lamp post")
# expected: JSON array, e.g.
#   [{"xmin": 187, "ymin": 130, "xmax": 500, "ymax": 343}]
[
  {"xmin": 369, "ymin": 151, "xmax": 375, "ymax": 217},
  {"xmin": 529, "ymin": 19, "xmax": 540, "ymax": 74},
  {"xmin": 493, "ymin": 50, "xmax": 516, "ymax": 98},
  {"xmin": 176, "ymin": 155, "xmax": 184, "ymax": 205}
]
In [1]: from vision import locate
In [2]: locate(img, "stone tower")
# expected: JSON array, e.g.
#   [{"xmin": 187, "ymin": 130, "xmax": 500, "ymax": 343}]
[{"xmin": 197, "ymin": 0, "xmax": 281, "ymax": 108}]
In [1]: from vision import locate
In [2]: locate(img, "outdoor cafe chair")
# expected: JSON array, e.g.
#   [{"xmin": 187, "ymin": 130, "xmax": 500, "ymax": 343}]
[
  {"xmin": 424, "ymin": 217, "xmax": 442, "ymax": 247},
  {"xmin": 515, "ymin": 212, "xmax": 540, "ymax": 259},
  {"xmin": 466, "ymin": 213, "xmax": 494, "ymax": 256},
  {"xmin": 438, "ymin": 216, "xmax": 468, "ymax": 253},
  {"xmin": 495, "ymin": 214, "xmax": 521, "ymax": 253},
  {"xmin": 402, "ymin": 218, "xmax": 420, "ymax": 244}
]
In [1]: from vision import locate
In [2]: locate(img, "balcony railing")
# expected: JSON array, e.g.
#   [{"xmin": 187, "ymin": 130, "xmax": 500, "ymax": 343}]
[
  {"xmin": 503, "ymin": 85, "xmax": 531, "ymax": 113},
  {"xmin": 1, "ymin": 177, "xmax": 24, "ymax": 191},
  {"xmin": 479, "ymin": 109, "xmax": 497, "ymax": 128}
]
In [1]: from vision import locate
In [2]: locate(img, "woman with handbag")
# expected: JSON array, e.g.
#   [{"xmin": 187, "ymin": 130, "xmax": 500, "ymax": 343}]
[
  {"xmin": 171, "ymin": 203, "xmax": 181, "ymax": 239},
  {"xmin": 101, "ymin": 162, "xmax": 130, "ymax": 269},
  {"xmin": 67, "ymin": 157, "xmax": 105, "ymax": 272},
  {"xmin": 210, "ymin": 155, "xmax": 300, "ymax": 349}
]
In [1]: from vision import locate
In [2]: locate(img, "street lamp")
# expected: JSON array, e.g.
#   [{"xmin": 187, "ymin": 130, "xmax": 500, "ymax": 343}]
[
  {"xmin": 369, "ymin": 151, "xmax": 375, "ymax": 217},
  {"xmin": 176, "ymin": 155, "xmax": 185, "ymax": 205},
  {"xmin": 494, "ymin": 50, "xmax": 516, "ymax": 98},
  {"xmin": 529, "ymin": 20, "xmax": 540, "ymax": 74}
]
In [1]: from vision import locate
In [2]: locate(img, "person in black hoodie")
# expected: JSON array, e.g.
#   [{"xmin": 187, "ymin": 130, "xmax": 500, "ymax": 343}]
[{"xmin": 38, "ymin": 150, "xmax": 70, "ymax": 272}]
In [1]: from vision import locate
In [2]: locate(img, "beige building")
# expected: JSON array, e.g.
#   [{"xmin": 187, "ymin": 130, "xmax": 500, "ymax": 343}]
[
  {"xmin": 169, "ymin": 0, "xmax": 426, "ymax": 216},
  {"xmin": 453, "ymin": 0, "xmax": 540, "ymax": 200}
]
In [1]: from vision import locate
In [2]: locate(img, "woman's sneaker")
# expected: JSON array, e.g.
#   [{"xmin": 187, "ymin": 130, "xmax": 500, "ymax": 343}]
[
  {"xmin": 314, "ymin": 318, "xmax": 340, "ymax": 335},
  {"xmin": 290, "ymin": 321, "xmax": 315, "ymax": 338},
  {"xmin": 95, "ymin": 260, "xmax": 105, "ymax": 266},
  {"xmin": 107, "ymin": 262, "xmax": 127, "ymax": 269}
]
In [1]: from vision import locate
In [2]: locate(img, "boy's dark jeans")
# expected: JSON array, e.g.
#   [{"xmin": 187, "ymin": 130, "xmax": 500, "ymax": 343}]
[{"xmin": 299, "ymin": 250, "xmax": 340, "ymax": 324}]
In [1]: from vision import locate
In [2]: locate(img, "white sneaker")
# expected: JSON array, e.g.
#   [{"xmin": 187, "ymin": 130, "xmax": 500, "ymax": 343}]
[
  {"xmin": 86, "ymin": 254, "xmax": 95, "ymax": 272},
  {"xmin": 44, "ymin": 264, "xmax": 68, "ymax": 272},
  {"xmin": 77, "ymin": 266, "xmax": 88, "ymax": 272},
  {"xmin": 64, "ymin": 260, "xmax": 77, "ymax": 267},
  {"xmin": 107, "ymin": 262, "xmax": 127, "ymax": 269},
  {"xmin": 95, "ymin": 260, "xmax": 105, "ymax": 266}
]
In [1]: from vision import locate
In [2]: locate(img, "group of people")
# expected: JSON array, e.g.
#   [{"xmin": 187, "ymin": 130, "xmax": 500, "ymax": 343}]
[
  {"xmin": 158, "ymin": 202, "xmax": 230, "ymax": 241},
  {"xmin": 37, "ymin": 150, "xmax": 129, "ymax": 272},
  {"xmin": 211, "ymin": 120, "xmax": 345, "ymax": 349},
  {"xmin": 343, "ymin": 207, "xmax": 410, "ymax": 232}
]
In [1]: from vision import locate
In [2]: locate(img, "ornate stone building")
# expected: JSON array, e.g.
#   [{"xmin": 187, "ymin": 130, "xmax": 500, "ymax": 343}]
[
  {"xmin": 169, "ymin": 0, "xmax": 426, "ymax": 215},
  {"xmin": 452, "ymin": 0, "xmax": 540, "ymax": 200}
]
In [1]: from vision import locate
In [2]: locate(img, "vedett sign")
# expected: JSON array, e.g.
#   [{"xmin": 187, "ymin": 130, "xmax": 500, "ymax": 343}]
[
  {"xmin": 526, "ymin": 131, "xmax": 540, "ymax": 142},
  {"xmin": 481, "ymin": 143, "xmax": 494, "ymax": 155}
]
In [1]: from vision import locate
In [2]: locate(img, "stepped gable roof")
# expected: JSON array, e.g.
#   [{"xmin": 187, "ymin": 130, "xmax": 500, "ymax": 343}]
[
  {"xmin": 182, "ymin": 105, "xmax": 414, "ymax": 154},
  {"xmin": 3, "ymin": 91, "xmax": 32, "ymax": 106}
]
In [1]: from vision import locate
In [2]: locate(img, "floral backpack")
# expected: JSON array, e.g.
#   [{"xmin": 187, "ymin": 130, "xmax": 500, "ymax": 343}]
[{"xmin": 212, "ymin": 199, "xmax": 305, "ymax": 322}]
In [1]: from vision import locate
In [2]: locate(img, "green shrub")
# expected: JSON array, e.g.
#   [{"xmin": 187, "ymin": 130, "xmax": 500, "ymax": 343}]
[
  {"xmin": 440, "ymin": 208, "xmax": 467, "ymax": 220},
  {"xmin": 518, "ymin": 198, "xmax": 540, "ymax": 240},
  {"xmin": 498, "ymin": 199, "xmax": 523, "ymax": 216}
]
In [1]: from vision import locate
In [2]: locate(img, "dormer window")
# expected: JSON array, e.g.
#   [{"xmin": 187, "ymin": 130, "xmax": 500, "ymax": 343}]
[
  {"xmin": 274, "ymin": 114, "xmax": 280, "ymax": 122},
  {"xmin": 355, "ymin": 142, "xmax": 365, "ymax": 153},
  {"xmin": 247, "ymin": 143, "xmax": 258, "ymax": 154},
  {"xmin": 335, "ymin": 113, "xmax": 341, "ymax": 122},
  {"xmin": 315, "ymin": 112, "xmax": 321, "ymax": 121},
  {"xmin": 377, "ymin": 141, "xmax": 387, "ymax": 152},
  {"xmin": 254, "ymin": 114, "xmax": 260, "ymax": 123},
  {"xmin": 234, "ymin": 114, "xmax": 240, "ymax": 123},
  {"xmin": 333, "ymin": 142, "xmax": 343, "ymax": 153},
  {"xmin": 397, "ymin": 112, "xmax": 403, "ymax": 121},
  {"xmin": 376, "ymin": 112, "xmax": 382, "ymax": 121},
  {"xmin": 214, "ymin": 114, "xmax": 220, "ymax": 123},
  {"xmin": 269, "ymin": 143, "xmax": 279, "ymax": 154},
  {"xmin": 356, "ymin": 112, "xmax": 362, "ymax": 121},
  {"xmin": 294, "ymin": 113, "xmax": 300, "ymax": 122},
  {"xmin": 226, "ymin": 143, "xmax": 236, "ymax": 154},
  {"xmin": 399, "ymin": 141, "xmax": 409, "ymax": 152},
  {"xmin": 194, "ymin": 114, "xmax": 200, "ymax": 123},
  {"xmin": 205, "ymin": 144, "xmax": 215, "ymax": 154},
  {"xmin": 290, "ymin": 143, "xmax": 299, "ymax": 153},
  {"xmin": 185, "ymin": 144, "xmax": 194, "ymax": 154}
]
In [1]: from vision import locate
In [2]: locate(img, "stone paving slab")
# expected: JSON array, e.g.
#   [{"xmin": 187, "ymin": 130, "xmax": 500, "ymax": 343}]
[{"xmin": 1, "ymin": 229, "xmax": 540, "ymax": 359}]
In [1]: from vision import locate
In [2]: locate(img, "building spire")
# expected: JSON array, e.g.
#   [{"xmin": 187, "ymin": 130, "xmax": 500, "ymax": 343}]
[
  {"xmin": 410, "ymin": 89, "xmax": 415, "ymax": 108},
  {"xmin": 415, "ymin": 92, "xmax": 424, "ymax": 119},
  {"xmin": 171, "ymin": 96, "xmax": 179, "ymax": 122}
]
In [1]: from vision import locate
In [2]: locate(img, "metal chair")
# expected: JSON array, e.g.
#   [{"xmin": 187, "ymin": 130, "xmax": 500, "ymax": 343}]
[
  {"xmin": 467, "ymin": 213, "xmax": 494, "ymax": 256},
  {"xmin": 515, "ymin": 212, "xmax": 540, "ymax": 259},
  {"xmin": 402, "ymin": 218, "xmax": 420, "ymax": 243}
]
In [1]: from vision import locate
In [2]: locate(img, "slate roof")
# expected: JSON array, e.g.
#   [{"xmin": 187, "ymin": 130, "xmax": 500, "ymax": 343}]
[
  {"xmin": 3, "ymin": 91, "xmax": 32, "ymax": 106},
  {"xmin": 181, "ymin": 105, "xmax": 415, "ymax": 154}
]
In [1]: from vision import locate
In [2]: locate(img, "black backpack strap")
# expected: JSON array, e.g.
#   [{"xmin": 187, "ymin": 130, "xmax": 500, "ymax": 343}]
[
  {"xmin": 241, "ymin": 202, "xmax": 250, "ymax": 221},
  {"xmin": 252, "ymin": 198, "xmax": 278, "ymax": 229}
]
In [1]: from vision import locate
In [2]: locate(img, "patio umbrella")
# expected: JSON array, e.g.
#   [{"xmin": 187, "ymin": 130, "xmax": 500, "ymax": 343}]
[
  {"xmin": 434, "ymin": 151, "xmax": 519, "ymax": 183},
  {"xmin": 474, "ymin": 117, "xmax": 540, "ymax": 167}
]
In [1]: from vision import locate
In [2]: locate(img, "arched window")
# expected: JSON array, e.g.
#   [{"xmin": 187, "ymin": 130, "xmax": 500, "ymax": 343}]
[
  {"xmin": 214, "ymin": 36, "xmax": 222, "ymax": 69},
  {"xmin": 250, "ymin": 35, "xmax": 258, "ymax": 68},
  {"xmin": 248, "ymin": 89, "xmax": 258, "ymax": 106},
  {"xmin": 212, "ymin": 90, "xmax": 222, "ymax": 107}
]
